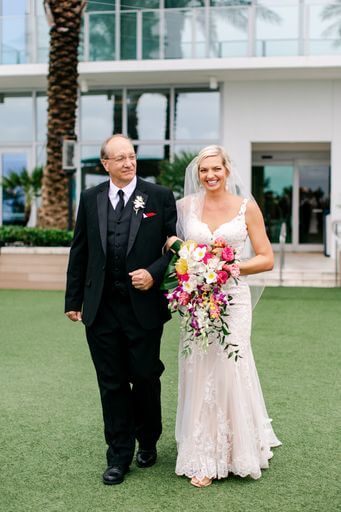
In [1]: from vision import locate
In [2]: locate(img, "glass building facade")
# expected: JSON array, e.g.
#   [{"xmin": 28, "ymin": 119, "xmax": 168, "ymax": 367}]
[
  {"xmin": 0, "ymin": 0, "xmax": 338, "ymax": 253},
  {"xmin": 0, "ymin": 1, "xmax": 340, "ymax": 65}
]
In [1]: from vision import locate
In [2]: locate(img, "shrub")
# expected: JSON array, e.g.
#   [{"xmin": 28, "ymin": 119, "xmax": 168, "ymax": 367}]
[{"xmin": 0, "ymin": 226, "xmax": 73, "ymax": 247}]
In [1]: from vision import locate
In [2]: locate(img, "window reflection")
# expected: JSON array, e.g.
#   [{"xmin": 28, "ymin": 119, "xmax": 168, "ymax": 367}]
[
  {"xmin": 174, "ymin": 90, "xmax": 219, "ymax": 140},
  {"xmin": 252, "ymin": 164, "xmax": 293, "ymax": 243},
  {"xmin": 1, "ymin": 152, "xmax": 28, "ymax": 225},
  {"xmin": 81, "ymin": 92, "xmax": 122, "ymax": 141},
  {"xmin": 81, "ymin": 145, "xmax": 107, "ymax": 190},
  {"xmin": 127, "ymin": 90, "xmax": 169, "ymax": 141},
  {"xmin": 0, "ymin": 95, "xmax": 32, "ymax": 141},
  {"xmin": 89, "ymin": 13, "xmax": 115, "ymax": 61},
  {"xmin": 135, "ymin": 144, "xmax": 170, "ymax": 179},
  {"xmin": 209, "ymin": 6, "xmax": 249, "ymax": 58},
  {"xmin": 36, "ymin": 94, "xmax": 47, "ymax": 142},
  {"xmin": 256, "ymin": 4, "xmax": 297, "ymax": 56},
  {"xmin": 121, "ymin": 12, "xmax": 137, "ymax": 60}
]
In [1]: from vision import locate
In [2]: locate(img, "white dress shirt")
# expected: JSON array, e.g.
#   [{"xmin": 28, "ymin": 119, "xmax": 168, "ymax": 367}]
[{"xmin": 108, "ymin": 176, "xmax": 137, "ymax": 210}]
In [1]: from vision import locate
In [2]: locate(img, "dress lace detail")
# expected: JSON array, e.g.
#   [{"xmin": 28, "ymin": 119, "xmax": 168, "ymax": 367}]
[{"xmin": 175, "ymin": 198, "xmax": 281, "ymax": 480}]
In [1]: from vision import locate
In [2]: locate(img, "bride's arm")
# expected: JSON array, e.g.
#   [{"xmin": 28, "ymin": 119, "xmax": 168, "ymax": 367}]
[{"xmin": 238, "ymin": 201, "xmax": 274, "ymax": 276}]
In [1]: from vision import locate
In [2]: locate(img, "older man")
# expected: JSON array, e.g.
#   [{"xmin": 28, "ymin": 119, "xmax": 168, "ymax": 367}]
[{"xmin": 65, "ymin": 134, "xmax": 176, "ymax": 484}]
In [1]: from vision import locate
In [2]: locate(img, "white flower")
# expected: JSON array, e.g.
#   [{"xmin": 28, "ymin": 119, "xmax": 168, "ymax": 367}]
[
  {"xmin": 182, "ymin": 277, "xmax": 198, "ymax": 293},
  {"xmin": 179, "ymin": 243, "xmax": 196, "ymax": 259},
  {"xmin": 133, "ymin": 195, "xmax": 145, "ymax": 214},
  {"xmin": 193, "ymin": 246, "xmax": 207, "ymax": 261},
  {"xmin": 204, "ymin": 270, "xmax": 217, "ymax": 284}
]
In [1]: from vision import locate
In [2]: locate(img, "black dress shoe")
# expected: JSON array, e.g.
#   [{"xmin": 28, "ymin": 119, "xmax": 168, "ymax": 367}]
[
  {"xmin": 102, "ymin": 465, "xmax": 129, "ymax": 485},
  {"xmin": 136, "ymin": 447, "xmax": 157, "ymax": 468}
]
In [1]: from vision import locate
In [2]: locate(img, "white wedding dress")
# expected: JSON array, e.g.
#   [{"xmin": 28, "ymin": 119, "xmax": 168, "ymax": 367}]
[{"xmin": 175, "ymin": 198, "xmax": 281, "ymax": 480}]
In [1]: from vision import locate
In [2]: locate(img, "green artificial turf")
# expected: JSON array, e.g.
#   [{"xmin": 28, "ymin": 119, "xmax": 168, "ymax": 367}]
[{"xmin": 0, "ymin": 288, "xmax": 340, "ymax": 512}]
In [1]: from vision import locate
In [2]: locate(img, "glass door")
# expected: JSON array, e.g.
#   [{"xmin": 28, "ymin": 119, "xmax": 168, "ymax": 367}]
[
  {"xmin": 0, "ymin": 149, "xmax": 31, "ymax": 225},
  {"xmin": 297, "ymin": 161, "xmax": 330, "ymax": 246},
  {"xmin": 252, "ymin": 155, "xmax": 330, "ymax": 250},
  {"xmin": 252, "ymin": 163, "xmax": 293, "ymax": 244}
]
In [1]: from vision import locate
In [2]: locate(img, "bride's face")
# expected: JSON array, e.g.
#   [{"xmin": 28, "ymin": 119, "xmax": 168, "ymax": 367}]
[{"xmin": 198, "ymin": 155, "xmax": 228, "ymax": 192}]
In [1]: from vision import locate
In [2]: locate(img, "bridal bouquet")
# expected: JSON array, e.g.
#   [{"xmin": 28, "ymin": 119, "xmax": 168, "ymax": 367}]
[{"xmin": 162, "ymin": 238, "xmax": 241, "ymax": 358}]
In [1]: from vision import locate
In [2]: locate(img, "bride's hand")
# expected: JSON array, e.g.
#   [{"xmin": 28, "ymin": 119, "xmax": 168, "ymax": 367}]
[{"xmin": 164, "ymin": 235, "xmax": 181, "ymax": 253}]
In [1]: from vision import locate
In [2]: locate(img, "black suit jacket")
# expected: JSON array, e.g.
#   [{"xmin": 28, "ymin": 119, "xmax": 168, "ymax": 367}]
[{"xmin": 65, "ymin": 177, "xmax": 177, "ymax": 329}]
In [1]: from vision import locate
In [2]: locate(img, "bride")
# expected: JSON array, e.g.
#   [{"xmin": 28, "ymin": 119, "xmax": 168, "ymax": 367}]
[{"xmin": 167, "ymin": 145, "xmax": 281, "ymax": 488}]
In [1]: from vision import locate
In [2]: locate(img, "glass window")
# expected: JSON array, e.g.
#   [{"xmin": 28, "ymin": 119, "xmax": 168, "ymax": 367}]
[
  {"xmin": 37, "ymin": 13, "xmax": 49, "ymax": 63},
  {"xmin": 0, "ymin": 95, "xmax": 32, "ymax": 142},
  {"xmin": 36, "ymin": 145, "xmax": 46, "ymax": 168},
  {"xmin": 89, "ymin": 13, "xmax": 115, "ymax": 61},
  {"xmin": 256, "ymin": 3, "xmax": 298, "ymax": 57},
  {"xmin": 36, "ymin": 94, "xmax": 47, "ymax": 142},
  {"xmin": 81, "ymin": 92, "xmax": 122, "ymax": 141},
  {"xmin": 1, "ymin": 152, "xmax": 28, "ymax": 225},
  {"xmin": 0, "ymin": 13, "xmax": 27, "ymax": 64},
  {"xmin": 252, "ymin": 164, "xmax": 293, "ymax": 243},
  {"xmin": 135, "ymin": 144, "xmax": 170, "ymax": 179},
  {"xmin": 142, "ymin": 11, "xmax": 160, "ymax": 59},
  {"xmin": 127, "ymin": 90, "xmax": 170, "ymax": 141},
  {"xmin": 87, "ymin": 0, "xmax": 115, "ymax": 11},
  {"xmin": 164, "ymin": 9, "xmax": 193, "ymax": 59},
  {"xmin": 123, "ymin": 0, "xmax": 159, "ymax": 9},
  {"xmin": 209, "ymin": 5, "xmax": 249, "ymax": 58},
  {"xmin": 174, "ymin": 89, "xmax": 219, "ymax": 140},
  {"xmin": 166, "ymin": 1, "xmax": 204, "ymax": 7},
  {"xmin": 121, "ymin": 12, "xmax": 137, "ymax": 59},
  {"xmin": 81, "ymin": 145, "xmax": 107, "ymax": 189},
  {"xmin": 298, "ymin": 162, "xmax": 330, "ymax": 244},
  {"xmin": 308, "ymin": 3, "xmax": 341, "ymax": 55},
  {"xmin": 1, "ymin": 0, "xmax": 27, "ymax": 15}
]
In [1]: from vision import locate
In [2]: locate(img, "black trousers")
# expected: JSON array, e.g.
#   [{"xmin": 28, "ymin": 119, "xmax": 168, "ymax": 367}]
[{"xmin": 85, "ymin": 290, "xmax": 164, "ymax": 467}]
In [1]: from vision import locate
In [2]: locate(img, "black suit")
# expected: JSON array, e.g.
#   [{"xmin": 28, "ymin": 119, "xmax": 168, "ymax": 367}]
[{"xmin": 65, "ymin": 177, "xmax": 177, "ymax": 466}]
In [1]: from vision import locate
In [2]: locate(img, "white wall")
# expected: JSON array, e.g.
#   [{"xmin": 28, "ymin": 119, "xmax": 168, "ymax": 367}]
[{"xmin": 221, "ymin": 79, "xmax": 341, "ymax": 255}]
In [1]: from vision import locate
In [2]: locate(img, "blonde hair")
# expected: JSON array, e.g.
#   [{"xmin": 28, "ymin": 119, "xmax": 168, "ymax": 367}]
[{"xmin": 197, "ymin": 145, "xmax": 231, "ymax": 175}]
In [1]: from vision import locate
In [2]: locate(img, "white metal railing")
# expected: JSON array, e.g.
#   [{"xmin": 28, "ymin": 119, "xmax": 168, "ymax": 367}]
[{"xmin": 1, "ymin": 2, "xmax": 340, "ymax": 65}]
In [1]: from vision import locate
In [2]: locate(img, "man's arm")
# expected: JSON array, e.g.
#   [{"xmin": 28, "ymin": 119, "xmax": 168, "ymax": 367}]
[
  {"xmin": 130, "ymin": 188, "xmax": 177, "ymax": 291},
  {"xmin": 145, "ymin": 188, "xmax": 177, "ymax": 286},
  {"xmin": 65, "ymin": 193, "xmax": 88, "ymax": 315}
]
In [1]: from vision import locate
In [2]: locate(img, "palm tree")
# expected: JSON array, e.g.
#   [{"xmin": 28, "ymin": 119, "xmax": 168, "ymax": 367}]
[
  {"xmin": 2, "ymin": 167, "xmax": 43, "ymax": 226},
  {"xmin": 39, "ymin": 0, "xmax": 86, "ymax": 229},
  {"xmin": 157, "ymin": 151, "xmax": 197, "ymax": 197},
  {"xmin": 321, "ymin": 1, "xmax": 341, "ymax": 46}
]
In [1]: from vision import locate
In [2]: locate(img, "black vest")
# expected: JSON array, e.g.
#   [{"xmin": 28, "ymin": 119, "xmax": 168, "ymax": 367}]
[{"xmin": 104, "ymin": 198, "xmax": 133, "ymax": 296}]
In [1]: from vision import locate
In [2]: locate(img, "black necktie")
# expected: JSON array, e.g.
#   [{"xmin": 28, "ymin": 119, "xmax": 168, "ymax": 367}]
[{"xmin": 116, "ymin": 189, "xmax": 124, "ymax": 216}]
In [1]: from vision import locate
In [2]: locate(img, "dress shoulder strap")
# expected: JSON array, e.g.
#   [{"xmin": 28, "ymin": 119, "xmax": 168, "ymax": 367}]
[{"xmin": 238, "ymin": 197, "xmax": 249, "ymax": 216}]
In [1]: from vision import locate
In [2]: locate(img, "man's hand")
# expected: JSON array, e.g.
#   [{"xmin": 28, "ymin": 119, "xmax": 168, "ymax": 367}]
[
  {"xmin": 65, "ymin": 311, "xmax": 82, "ymax": 322},
  {"xmin": 129, "ymin": 269, "xmax": 154, "ymax": 291}
]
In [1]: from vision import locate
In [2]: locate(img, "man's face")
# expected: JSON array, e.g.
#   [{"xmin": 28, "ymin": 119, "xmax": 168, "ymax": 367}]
[{"xmin": 101, "ymin": 137, "xmax": 137, "ymax": 188}]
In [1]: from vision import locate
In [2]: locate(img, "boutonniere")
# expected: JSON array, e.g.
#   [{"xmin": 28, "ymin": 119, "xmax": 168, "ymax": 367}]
[
  {"xmin": 143, "ymin": 212, "xmax": 157, "ymax": 219},
  {"xmin": 133, "ymin": 195, "xmax": 145, "ymax": 215}
]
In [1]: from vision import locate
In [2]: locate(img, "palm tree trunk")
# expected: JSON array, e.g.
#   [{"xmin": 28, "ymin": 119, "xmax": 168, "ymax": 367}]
[{"xmin": 39, "ymin": 0, "xmax": 85, "ymax": 229}]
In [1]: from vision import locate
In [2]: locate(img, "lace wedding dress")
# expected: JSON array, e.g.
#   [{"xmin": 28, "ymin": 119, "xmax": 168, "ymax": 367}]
[{"xmin": 175, "ymin": 198, "xmax": 281, "ymax": 480}]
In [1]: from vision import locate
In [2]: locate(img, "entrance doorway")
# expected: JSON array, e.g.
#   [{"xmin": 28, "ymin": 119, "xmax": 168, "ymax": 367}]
[
  {"xmin": 252, "ymin": 148, "xmax": 330, "ymax": 251},
  {"xmin": 0, "ymin": 148, "xmax": 32, "ymax": 225}
]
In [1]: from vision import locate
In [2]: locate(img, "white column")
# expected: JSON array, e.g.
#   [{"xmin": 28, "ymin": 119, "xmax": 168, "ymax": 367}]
[{"xmin": 330, "ymin": 80, "xmax": 341, "ymax": 258}]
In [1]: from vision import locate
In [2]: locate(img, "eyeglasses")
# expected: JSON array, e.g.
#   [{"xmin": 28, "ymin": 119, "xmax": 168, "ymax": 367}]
[{"xmin": 103, "ymin": 154, "xmax": 136, "ymax": 163}]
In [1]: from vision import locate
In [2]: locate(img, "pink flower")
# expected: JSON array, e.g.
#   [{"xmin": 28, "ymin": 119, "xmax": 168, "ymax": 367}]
[
  {"xmin": 229, "ymin": 263, "xmax": 240, "ymax": 279},
  {"xmin": 178, "ymin": 291, "xmax": 191, "ymax": 306},
  {"xmin": 217, "ymin": 270, "xmax": 228, "ymax": 284},
  {"xmin": 221, "ymin": 246, "xmax": 235, "ymax": 262},
  {"xmin": 203, "ymin": 252, "xmax": 214, "ymax": 264},
  {"xmin": 179, "ymin": 273, "xmax": 190, "ymax": 282}
]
